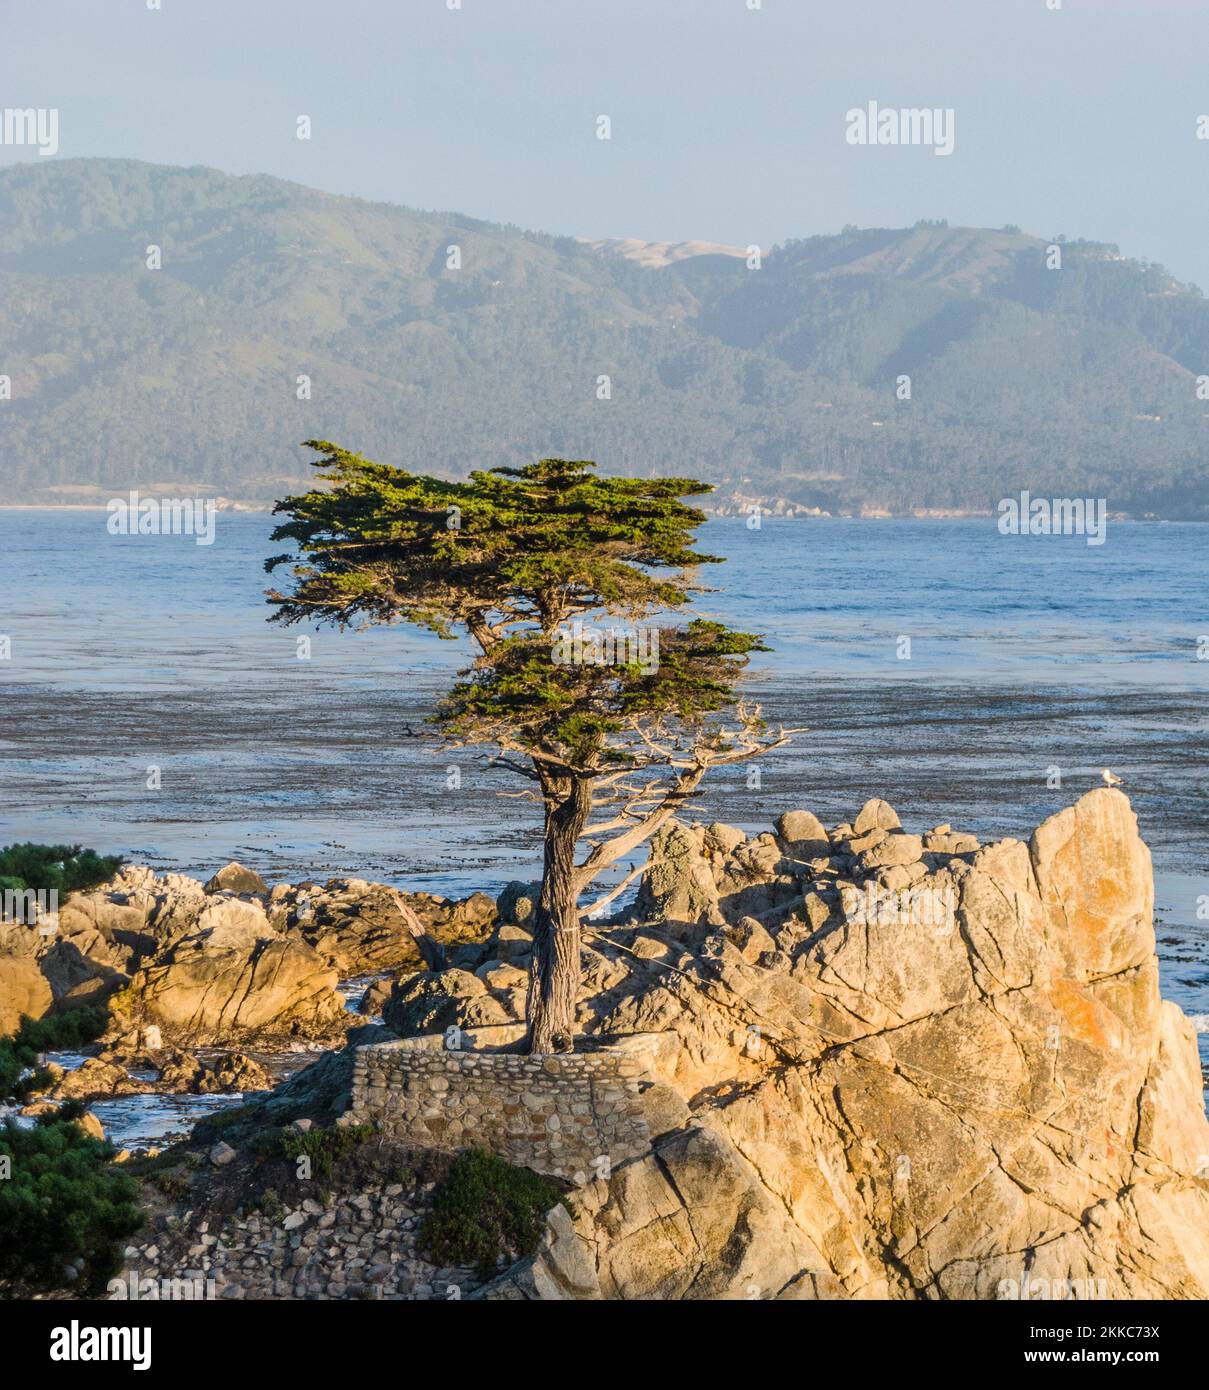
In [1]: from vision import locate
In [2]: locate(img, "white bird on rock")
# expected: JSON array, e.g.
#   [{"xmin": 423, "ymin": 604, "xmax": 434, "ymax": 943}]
[{"xmin": 1101, "ymin": 768, "xmax": 1124, "ymax": 787}]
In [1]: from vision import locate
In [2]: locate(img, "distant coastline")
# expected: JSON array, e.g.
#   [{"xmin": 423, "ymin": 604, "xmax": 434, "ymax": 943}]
[{"xmin": 0, "ymin": 502, "xmax": 1177, "ymax": 522}]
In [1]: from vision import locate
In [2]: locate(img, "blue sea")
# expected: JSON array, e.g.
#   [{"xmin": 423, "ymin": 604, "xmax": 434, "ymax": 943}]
[{"xmin": 1, "ymin": 510, "xmax": 1206, "ymax": 1076}]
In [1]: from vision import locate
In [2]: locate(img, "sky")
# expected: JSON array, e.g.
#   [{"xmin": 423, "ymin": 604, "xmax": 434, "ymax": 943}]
[{"xmin": 2, "ymin": 0, "xmax": 1209, "ymax": 284}]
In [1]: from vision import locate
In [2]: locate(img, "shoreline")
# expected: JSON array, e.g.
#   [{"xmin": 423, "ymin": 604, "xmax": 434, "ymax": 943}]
[{"xmin": 0, "ymin": 504, "xmax": 1192, "ymax": 523}]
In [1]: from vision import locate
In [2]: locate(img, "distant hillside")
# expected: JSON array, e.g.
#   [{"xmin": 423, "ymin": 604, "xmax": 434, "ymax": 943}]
[{"xmin": 2, "ymin": 159, "xmax": 1208, "ymax": 517}]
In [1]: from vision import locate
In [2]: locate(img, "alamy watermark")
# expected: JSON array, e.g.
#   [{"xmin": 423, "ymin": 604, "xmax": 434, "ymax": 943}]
[
  {"xmin": 49, "ymin": 1321, "xmax": 151, "ymax": 1371},
  {"xmin": 839, "ymin": 881, "xmax": 958, "ymax": 932},
  {"xmin": 997, "ymin": 1274, "xmax": 1108, "ymax": 1301},
  {"xmin": 1, "ymin": 886, "xmax": 58, "ymax": 930},
  {"xmin": 106, "ymin": 491, "xmax": 216, "ymax": 545},
  {"xmin": 108, "ymin": 1269, "xmax": 215, "ymax": 1301},
  {"xmin": 997, "ymin": 491, "xmax": 1107, "ymax": 546},
  {"xmin": 0, "ymin": 107, "xmax": 59, "ymax": 156},
  {"xmin": 551, "ymin": 619, "xmax": 659, "ymax": 675},
  {"xmin": 846, "ymin": 102, "xmax": 955, "ymax": 157}
]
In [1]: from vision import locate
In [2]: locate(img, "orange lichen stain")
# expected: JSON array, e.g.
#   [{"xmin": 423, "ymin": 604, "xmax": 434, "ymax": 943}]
[{"xmin": 1044, "ymin": 976, "xmax": 1110, "ymax": 1051}]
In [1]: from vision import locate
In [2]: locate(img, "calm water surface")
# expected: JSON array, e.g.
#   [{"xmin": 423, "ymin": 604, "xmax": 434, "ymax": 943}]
[{"xmin": 2, "ymin": 510, "xmax": 1206, "ymax": 1096}]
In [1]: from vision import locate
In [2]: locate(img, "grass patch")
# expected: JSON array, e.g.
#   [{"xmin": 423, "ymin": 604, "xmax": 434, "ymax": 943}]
[
  {"xmin": 419, "ymin": 1147, "xmax": 566, "ymax": 1279},
  {"xmin": 0, "ymin": 1111, "xmax": 142, "ymax": 1295}
]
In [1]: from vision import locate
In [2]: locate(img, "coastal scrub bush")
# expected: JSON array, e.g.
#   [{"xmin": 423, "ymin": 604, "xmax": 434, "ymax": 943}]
[
  {"xmin": 0, "ymin": 1112, "xmax": 142, "ymax": 1295},
  {"xmin": 0, "ymin": 1005, "xmax": 109, "ymax": 1096},
  {"xmin": 153, "ymin": 1169, "xmax": 190, "ymax": 1201},
  {"xmin": 255, "ymin": 1123, "xmax": 375, "ymax": 1182},
  {"xmin": 256, "ymin": 1188, "xmax": 284, "ymax": 1221},
  {"xmin": 0, "ymin": 843, "xmax": 122, "ymax": 896},
  {"xmin": 419, "ymin": 1147, "xmax": 565, "ymax": 1278}
]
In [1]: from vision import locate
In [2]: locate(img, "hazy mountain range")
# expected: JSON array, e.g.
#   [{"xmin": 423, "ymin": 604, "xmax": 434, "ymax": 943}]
[{"xmin": 2, "ymin": 158, "xmax": 1207, "ymax": 517}]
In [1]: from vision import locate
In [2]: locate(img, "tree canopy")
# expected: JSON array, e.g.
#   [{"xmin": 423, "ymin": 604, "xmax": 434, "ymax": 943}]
[{"xmin": 267, "ymin": 443, "xmax": 790, "ymax": 1050}]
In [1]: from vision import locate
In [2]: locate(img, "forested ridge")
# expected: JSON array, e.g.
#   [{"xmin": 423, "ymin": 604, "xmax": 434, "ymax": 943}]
[{"xmin": 2, "ymin": 159, "xmax": 1207, "ymax": 516}]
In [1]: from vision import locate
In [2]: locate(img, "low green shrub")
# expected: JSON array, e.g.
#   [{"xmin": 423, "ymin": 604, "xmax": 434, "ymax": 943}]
[
  {"xmin": 0, "ymin": 1113, "xmax": 142, "ymax": 1295},
  {"xmin": 0, "ymin": 1006, "xmax": 109, "ymax": 1099},
  {"xmin": 255, "ymin": 1123, "xmax": 375, "ymax": 1182},
  {"xmin": 0, "ymin": 843, "xmax": 122, "ymax": 897},
  {"xmin": 419, "ymin": 1147, "xmax": 565, "ymax": 1279},
  {"xmin": 256, "ymin": 1187, "xmax": 284, "ymax": 1221},
  {"xmin": 152, "ymin": 1168, "xmax": 191, "ymax": 1201}
]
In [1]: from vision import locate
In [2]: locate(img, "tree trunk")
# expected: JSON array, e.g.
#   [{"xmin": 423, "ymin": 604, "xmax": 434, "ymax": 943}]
[{"xmin": 526, "ymin": 773, "xmax": 592, "ymax": 1053}]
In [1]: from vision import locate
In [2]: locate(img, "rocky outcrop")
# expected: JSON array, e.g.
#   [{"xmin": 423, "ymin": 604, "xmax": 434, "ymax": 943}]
[
  {"xmin": 0, "ymin": 924, "xmax": 52, "ymax": 1036},
  {"xmin": 27, "ymin": 1042, "xmax": 271, "ymax": 1104},
  {"xmin": 56, "ymin": 866, "xmax": 206, "ymax": 968},
  {"xmin": 115, "ymin": 896, "xmax": 348, "ymax": 1046},
  {"xmin": 159, "ymin": 1051, "xmax": 272, "ymax": 1095},
  {"xmin": 1, "ymin": 863, "xmax": 497, "ymax": 1047},
  {"xmin": 204, "ymin": 861, "xmax": 269, "ymax": 896},
  {"xmin": 270, "ymin": 879, "xmax": 497, "ymax": 975},
  {"xmin": 383, "ymin": 968, "xmax": 515, "ymax": 1034},
  {"xmin": 46, "ymin": 1057, "xmax": 156, "ymax": 1102},
  {"xmin": 357, "ymin": 978, "xmax": 393, "ymax": 1017},
  {"xmin": 399, "ymin": 791, "xmax": 1209, "ymax": 1301},
  {"xmin": 3, "ymin": 866, "xmax": 210, "ymax": 1024}
]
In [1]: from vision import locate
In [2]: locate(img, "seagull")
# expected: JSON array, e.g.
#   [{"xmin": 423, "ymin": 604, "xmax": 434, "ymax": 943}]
[{"xmin": 1101, "ymin": 768, "xmax": 1124, "ymax": 787}]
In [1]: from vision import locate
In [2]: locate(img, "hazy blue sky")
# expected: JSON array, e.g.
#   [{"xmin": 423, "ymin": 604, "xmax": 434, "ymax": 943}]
[{"xmin": 3, "ymin": 0, "xmax": 1209, "ymax": 283}]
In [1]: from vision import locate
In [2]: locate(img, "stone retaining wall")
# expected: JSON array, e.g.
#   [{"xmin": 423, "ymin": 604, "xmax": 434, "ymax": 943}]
[{"xmin": 344, "ymin": 1039, "xmax": 651, "ymax": 1179}]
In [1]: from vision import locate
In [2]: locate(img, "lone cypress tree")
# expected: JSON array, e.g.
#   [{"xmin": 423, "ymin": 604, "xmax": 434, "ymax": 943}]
[{"xmin": 266, "ymin": 442, "xmax": 791, "ymax": 1052}]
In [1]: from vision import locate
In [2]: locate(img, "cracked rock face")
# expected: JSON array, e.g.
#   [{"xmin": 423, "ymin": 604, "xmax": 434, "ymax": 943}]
[
  {"xmin": 120, "ymin": 897, "xmax": 349, "ymax": 1046},
  {"xmin": 0, "ymin": 925, "xmax": 53, "ymax": 1035},
  {"xmin": 270, "ymin": 879, "xmax": 497, "ymax": 976},
  {"xmin": 473, "ymin": 790, "xmax": 1209, "ymax": 1300}
]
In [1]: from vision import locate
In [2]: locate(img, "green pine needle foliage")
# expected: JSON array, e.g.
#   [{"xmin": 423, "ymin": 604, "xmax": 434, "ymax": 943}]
[
  {"xmin": 0, "ymin": 1113, "xmax": 142, "ymax": 1295},
  {"xmin": 266, "ymin": 445, "xmax": 766, "ymax": 764},
  {"xmin": 0, "ymin": 843, "xmax": 123, "ymax": 897}
]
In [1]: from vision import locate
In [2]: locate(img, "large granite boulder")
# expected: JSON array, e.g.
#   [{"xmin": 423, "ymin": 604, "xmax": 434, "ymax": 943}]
[
  {"xmin": 775, "ymin": 809, "xmax": 830, "ymax": 861},
  {"xmin": 118, "ymin": 897, "xmax": 347, "ymax": 1045},
  {"xmin": 204, "ymin": 861, "xmax": 269, "ymax": 896},
  {"xmin": 853, "ymin": 797, "xmax": 902, "ymax": 833},
  {"xmin": 634, "ymin": 821, "xmax": 726, "ymax": 931},
  {"xmin": 458, "ymin": 791, "xmax": 1209, "ymax": 1299},
  {"xmin": 382, "ymin": 968, "xmax": 511, "ymax": 1034},
  {"xmin": 0, "ymin": 926, "xmax": 53, "ymax": 1035}
]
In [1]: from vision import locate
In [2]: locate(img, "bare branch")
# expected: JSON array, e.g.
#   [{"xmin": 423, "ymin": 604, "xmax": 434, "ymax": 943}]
[
  {"xmin": 581, "ymin": 861, "xmax": 646, "ymax": 920},
  {"xmin": 388, "ymin": 889, "xmax": 447, "ymax": 971}
]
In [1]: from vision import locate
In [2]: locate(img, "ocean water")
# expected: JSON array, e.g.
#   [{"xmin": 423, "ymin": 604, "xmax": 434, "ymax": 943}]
[{"xmin": 1, "ymin": 509, "xmax": 1206, "ymax": 1085}]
